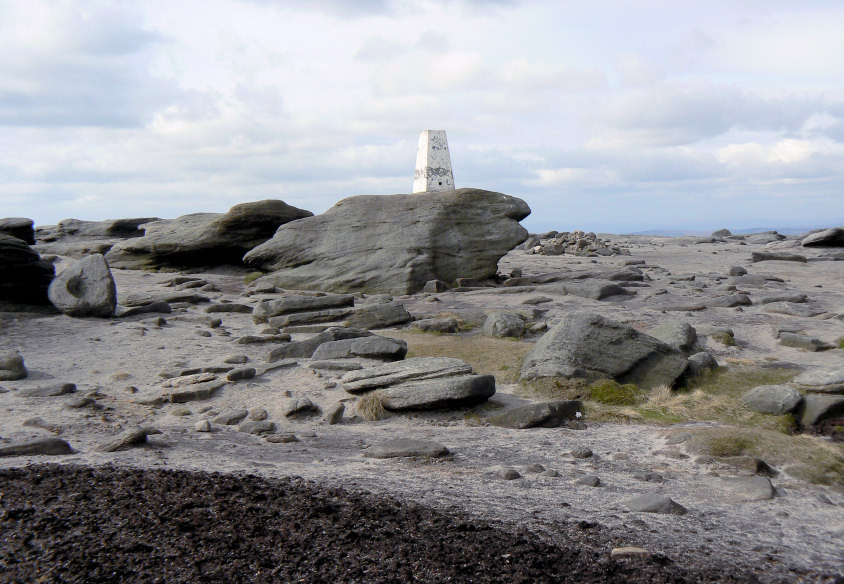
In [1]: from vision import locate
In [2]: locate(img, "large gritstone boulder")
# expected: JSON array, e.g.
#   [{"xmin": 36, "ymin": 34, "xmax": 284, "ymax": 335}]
[
  {"xmin": 48, "ymin": 254, "xmax": 117, "ymax": 317},
  {"xmin": 521, "ymin": 312, "xmax": 689, "ymax": 388},
  {"xmin": 0, "ymin": 234, "xmax": 55, "ymax": 305},
  {"xmin": 801, "ymin": 227, "xmax": 844, "ymax": 247},
  {"xmin": 243, "ymin": 188, "xmax": 530, "ymax": 295},
  {"xmin": 105, "ymin": 200, "xmax": 312, "ymax": 269}
]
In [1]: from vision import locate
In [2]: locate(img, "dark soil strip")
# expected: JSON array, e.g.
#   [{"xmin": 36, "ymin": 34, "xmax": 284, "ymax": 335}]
[{"xmin": 0, "ymin": 464, "xmax": 780, "ymax": 583}]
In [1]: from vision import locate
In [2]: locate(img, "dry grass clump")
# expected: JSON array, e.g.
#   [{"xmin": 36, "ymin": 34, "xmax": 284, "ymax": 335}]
[
  {"xmin": 355, "ymin": 392, "xmax": 386, "ymax": 421},
  {"xmin": 382, "ymin": 329, "xmax": 532, "ymax": 383},
  {"xmin": 686, "ymin": 426, "xmax": 844, "ymax": 485}
]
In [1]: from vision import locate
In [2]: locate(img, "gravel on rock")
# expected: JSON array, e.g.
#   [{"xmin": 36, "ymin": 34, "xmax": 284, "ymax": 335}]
[{"xmin": 0, "ymin": 464, "xmax": 770, "ymax": 584}]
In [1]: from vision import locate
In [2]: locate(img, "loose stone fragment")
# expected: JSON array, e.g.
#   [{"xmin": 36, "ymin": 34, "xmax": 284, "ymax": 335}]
[
  {"xmin": 0, "ymin": 437, "xmax": 73, "ymax": 457},
  {"xmin": 0, "ymin": 350, "xmax": 27, "ymax": 381},
  {"xmin": 494, "ymin": 467, "xmax": 521, "ymax": 480},
  {"xmin": 363, "ymin": 439, "xmax": 450, "ymax": 459},
  {"xmin": 17, "ymin": 383, "xmax": 76, "ymax": 398},
  {"xmin": 624, "ymin": 494, "xmax": 687, "ymax": 515},
  {"xmin": 99, "ymin": 427, "xmax": 162, "ymax": 452}
]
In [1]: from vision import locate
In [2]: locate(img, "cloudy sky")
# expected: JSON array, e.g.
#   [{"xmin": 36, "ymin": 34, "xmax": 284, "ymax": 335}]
[{"xmin": 2, "ymin": 0, "xmax": 843, "ymax": 233}]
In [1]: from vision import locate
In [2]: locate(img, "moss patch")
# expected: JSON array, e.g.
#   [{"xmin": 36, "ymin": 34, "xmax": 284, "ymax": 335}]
[
  {"xmin": 710, "ymin": 331, "xmax": 736, "ymax": 346},
  {"xmin": 244, "ymin": 271, "xmax": 264, "ymax": 285},
  {"xmin": 686, "ymin": 426, "xmax": 844, "ymax": 485}
]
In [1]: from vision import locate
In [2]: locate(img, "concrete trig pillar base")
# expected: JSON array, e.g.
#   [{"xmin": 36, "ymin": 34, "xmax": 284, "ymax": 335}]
[{"xmin": 412, "ymin": 130, "xmax": 455, "ymax": 193}]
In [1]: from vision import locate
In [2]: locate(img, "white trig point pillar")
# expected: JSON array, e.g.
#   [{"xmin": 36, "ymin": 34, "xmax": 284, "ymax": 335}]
[{"xmin": 412, "ymin": 130, "xmax": 455, "ymax": 193}]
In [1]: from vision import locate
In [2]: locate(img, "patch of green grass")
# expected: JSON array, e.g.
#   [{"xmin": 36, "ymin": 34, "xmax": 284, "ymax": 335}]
[
  {"xmin": 244, "ymin": 271, "xmax": 264, "ymax": 285},
  {"xmin": 836, "ymin": 337, "xmax": 844, "ymax": 349},
  {"xmin": 515, "ymin": 376, "xmax": 588, "ymax": 401},
  {"xmin": 382, "ymin": 330, "xmax": 532, "ymax": 383},
  {"xmin": 683, "ymin": 366, "xmax": 797, "ymax": 398},
  {"xmin": 587, "ymin": 379, "xmax": 646, "ymax": 406},
  {"xmin": 686, "ymin": 426, "xmax": 844, "ymax": 485},
  {"xmin": 635, "ymin": 407, "xmax": 685, "ymax": 424}
]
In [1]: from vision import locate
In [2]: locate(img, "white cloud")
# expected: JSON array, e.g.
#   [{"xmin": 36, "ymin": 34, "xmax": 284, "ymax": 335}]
[{"xmin": 1, "ymin": 0, "xmax": 843, "ymax": 231}]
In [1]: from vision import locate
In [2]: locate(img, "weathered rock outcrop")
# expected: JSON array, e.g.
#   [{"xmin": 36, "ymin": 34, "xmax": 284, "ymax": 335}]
[
  {"xmin": 35, "ymin": 217, "xmax": 160, "ymax": 257},
  {"xmin": 0, "ymin": 234, "xmax": 55, "ymax": 305},
  {"xmin": 801, "ymin": 226, "xmax": 844, "ymax": 247},
  {"xmin": 105, "ymin": 200, "xmax": 312, "ymax": 269},
  {"xmin": 0, "ymin": 217, "xmax": 35, "ymax": 244},
  {"xmin": 244, "ymin": 189, "xmax": 530, "ymax": 294},
  {"xmin": 520, "ymin": 312, "xmax": 689, "ymax": 388},
  {"xmin": 342, "ymin": 357, "xmax": 495, "ymax": 411}
]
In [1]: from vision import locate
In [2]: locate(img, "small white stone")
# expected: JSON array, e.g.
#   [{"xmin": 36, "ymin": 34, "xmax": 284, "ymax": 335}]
[{"xmin": 195, "ymin": 420, "xmax": 212, "ymax": 432}]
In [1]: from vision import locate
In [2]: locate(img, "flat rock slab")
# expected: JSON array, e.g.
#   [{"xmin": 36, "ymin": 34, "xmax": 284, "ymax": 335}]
[
  {"xmin": 341, "ymin": 302, "xmax": 413, "ymax": 330},
  {"xmin": 779, "ymin": 332, "xmax": 830, "ymax": 351},
  {"xmin": 268, "ymin": 328, "xmax": 371, "ymax": 361},
  {"xmin": 0, "ymin": 437, "xmax": 73, "ymax": 457},
  {"xmin": 238, "ymin": 421, "xmax": 276, "ymax": 434},
  {"xmin": 704, "ymin": 294, "xmax": 752, "ymax": 308},
  {"xmin": 487, "ymin": 400, "xmax": 583, "ymax": 429},
  {"xmin": 212, "ymin": 409, "xmax": 249, "ymax": 425},
  {"xmin": 309, "ymin": 360, "xmax": 364, "ymax": 372},
  {"xmin": 363, "ymin": 439, "xmax": 450, "ymax": 459},
  {"xmin": 552, "ymin": 281, "xmax": 633, "ymax": 301},
  {"xmin": 99, "ymin": 427, "xmax": 162, "ymax": 452},
  {"xmin": 763, "ymin": 302, "xmax": 823, "ymax": 318},
  {"xmin": 378, "ymin": 374, "xmax": 496, "ymax": 411},
  {"xmin": 166, "ymin": 380, "xmax": 226, "ymax": 403},
  {"xmin": 755, "ymin": 293, "xmax": 808, "ymax": 305},
  {"xmin": 751, "ymin": 252, "xmax": 807, "ymax": 263},
  {"xmin": 252, "ymin": 294, "xmax": 355, "ymax": 323},
  {"xmin": 311, "ymin": 335, "xmax": 408, "ymax": 362},
  {"xmin": 724, "ymin": 477, "xmax": 776, "ymax": 502},
  {"xmin": 624, "ymin": 494, "xmax": 687, "ymax": 515},
  {"xmin": 17, "ymin": 383, "xmax": 76, "ymax": 398},
  {"xmin": 342, "ymin": 357, "xmax": 473, "ymax": 393},
  {"xmin": 115, "ymin": 302, "xmax": 172, "ymax": 317},
  {"xmin": 741, "ymin": 385, "xmax": 803, "ymax": 414},
  {"xmin": 792, "ymin": 366, "xmax": 844, "ymax": 393},
  {"xmin": 204, "ymin": 303, "xmax": 252, "ymax": 313}
]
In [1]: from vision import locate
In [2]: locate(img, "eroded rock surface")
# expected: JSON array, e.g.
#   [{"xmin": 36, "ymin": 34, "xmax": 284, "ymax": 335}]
[{"xmin": 244, "ymin": 189, "xmax": 530, "ymax": 294}]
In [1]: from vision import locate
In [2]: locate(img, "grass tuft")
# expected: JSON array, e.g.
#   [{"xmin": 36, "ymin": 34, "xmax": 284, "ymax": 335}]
[{"xmin": 356, "ymin": 392, "xmax": 386, "ymax": 421}]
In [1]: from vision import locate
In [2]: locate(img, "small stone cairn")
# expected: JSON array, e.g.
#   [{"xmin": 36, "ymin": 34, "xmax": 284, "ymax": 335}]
[{"xmin": 523, "ymin": 230, "xmax": 629, "ymax": 257}]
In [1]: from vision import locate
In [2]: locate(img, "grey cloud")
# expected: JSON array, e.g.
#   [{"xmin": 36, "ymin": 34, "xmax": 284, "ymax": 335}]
[
  {"xmin": 241, "ymin": 0, "xmax": 519, "ymax": 18},
  {"xmin": 601, "ymin": 83, "xmax": 824, "ymax": 145},
  {"xmin": 0, "ymin": 5, "xmax": 179, "ymax": 127}
]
